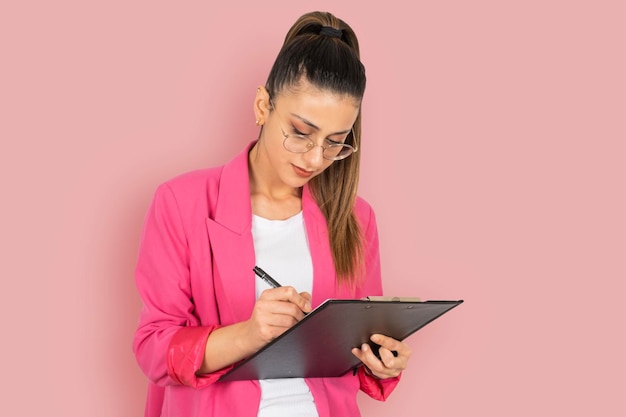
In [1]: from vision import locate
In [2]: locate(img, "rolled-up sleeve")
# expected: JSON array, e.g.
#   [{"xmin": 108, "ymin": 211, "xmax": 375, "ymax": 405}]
[
  {"xmin": 357, "ymin": 366, "xmax": 401, "ymax": 400},
  {"xmin": 167, "ymin": 326, "xmax": 235, "ymax": 387}
]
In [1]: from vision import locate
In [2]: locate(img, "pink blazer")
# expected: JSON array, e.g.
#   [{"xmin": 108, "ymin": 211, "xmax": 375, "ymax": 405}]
[{"xmin": 133, "ymin": 142, "xmax": 400, "ymax": 417}]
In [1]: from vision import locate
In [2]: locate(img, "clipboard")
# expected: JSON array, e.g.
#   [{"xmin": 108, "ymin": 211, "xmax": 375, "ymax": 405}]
[{"xmin": 219, "ymin": 298, "xmax": 463, "ymax": 381}]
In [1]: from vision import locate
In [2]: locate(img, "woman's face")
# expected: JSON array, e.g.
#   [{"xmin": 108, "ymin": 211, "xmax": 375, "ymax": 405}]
[{"xmin": 258, "ymin": 82, "xmax": 360, "ymax": 190}]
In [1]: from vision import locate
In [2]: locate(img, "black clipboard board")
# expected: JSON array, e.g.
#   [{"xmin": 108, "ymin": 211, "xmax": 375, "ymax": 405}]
[{"xmin": 219, "ymin": 298, "xmax": 463, "ymax": 381}]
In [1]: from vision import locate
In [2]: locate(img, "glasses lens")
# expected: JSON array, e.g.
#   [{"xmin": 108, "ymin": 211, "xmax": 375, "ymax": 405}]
[
  {"xmin": 283, "ymin": 136, "xmax": 355, "ymax": 160},
  {"xmin": 284, "ymin": 135, "xmax": 313, "ymax": 153},
  {"xmin": 323, "ymin": 145, "xmax": 353, "ymax": 160}
]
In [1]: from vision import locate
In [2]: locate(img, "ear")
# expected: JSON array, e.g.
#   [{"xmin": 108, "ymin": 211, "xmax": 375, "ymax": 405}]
[{"xmin": 253, "ymin": 86, "xmax": 271, "ymax": 126}]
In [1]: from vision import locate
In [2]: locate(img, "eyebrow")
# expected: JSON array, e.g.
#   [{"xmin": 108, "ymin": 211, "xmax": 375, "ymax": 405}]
[{"xmin": 289, "ymin": 112, "xmax": 353, "ymax": 136}]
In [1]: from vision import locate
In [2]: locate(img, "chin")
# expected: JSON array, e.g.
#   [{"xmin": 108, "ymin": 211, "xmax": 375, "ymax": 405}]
[{"xmin": 285, "ymin": 174, "xmax": 315, "ymax": 189}]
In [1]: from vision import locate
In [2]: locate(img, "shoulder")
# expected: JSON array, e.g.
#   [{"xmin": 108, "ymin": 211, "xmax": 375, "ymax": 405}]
[
  {"xmin": 354, "ymin": 195, "xmax": 373, "ymax": 213},
  {"xmin": 156, "ymin": 141, "xmax": 253, "ymax": 199},
  {"xmin": 160, "ymin": 166, "xmax": 224, "ymax": 194},
  {"xmin": 149, "ymin": 166, "xmax": 226, "ymax": 215},
  {"xmin": 141, "ymin": 166, "xmax": 226, "ymax": 234},
  {"xmin": 150, "ymin": 167, "xmax": 223, "ymax": 200},
  {"xmin": 354, "ymin": 195, "xmax": 378, "ymax": 229}
]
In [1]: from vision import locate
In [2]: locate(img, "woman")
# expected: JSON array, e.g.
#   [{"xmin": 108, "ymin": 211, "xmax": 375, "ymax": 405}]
[{"xmin": 133, "ymin": 10, "xmax": 412, "ymax": 417}]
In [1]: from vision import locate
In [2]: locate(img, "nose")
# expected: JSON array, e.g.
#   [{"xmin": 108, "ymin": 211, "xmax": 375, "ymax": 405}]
[{"xmin": 301, "ymin": 145, "xmax": 325, "ymax": 169}]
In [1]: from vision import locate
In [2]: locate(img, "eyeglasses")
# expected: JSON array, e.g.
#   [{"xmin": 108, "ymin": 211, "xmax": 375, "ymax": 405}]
[{"xmin": 270, "ymin": 101, "xmax": 358, "ymax": 161}]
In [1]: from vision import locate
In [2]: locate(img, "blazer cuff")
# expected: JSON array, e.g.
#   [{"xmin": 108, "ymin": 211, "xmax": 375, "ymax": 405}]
[
  {"xmin": 357, "ymin": 366, "xmax": 401, "ymax": 401},
  {"xmin": 167, "ymin": 325, "xmax": 235, "ymax": 388}
]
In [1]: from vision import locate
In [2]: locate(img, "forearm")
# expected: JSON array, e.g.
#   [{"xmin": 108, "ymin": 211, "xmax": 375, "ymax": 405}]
[{"xmin": 198, "ymin": 320, "xmax": 261, "ymax": 374}]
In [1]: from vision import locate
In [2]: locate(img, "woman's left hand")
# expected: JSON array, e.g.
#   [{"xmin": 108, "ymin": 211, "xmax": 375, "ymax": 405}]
[{"xmin": 351, "ymin": 334, "xmax": 412, "ymax": 379}]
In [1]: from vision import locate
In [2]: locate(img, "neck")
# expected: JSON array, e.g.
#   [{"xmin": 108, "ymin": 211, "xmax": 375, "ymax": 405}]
[
  {"xmin": 248, "ymin": 141, "xmax": 300, "ymax": 199},
  {"xmin": 248, "ymin": 142, "xmax": 302, "ymax": 220}
]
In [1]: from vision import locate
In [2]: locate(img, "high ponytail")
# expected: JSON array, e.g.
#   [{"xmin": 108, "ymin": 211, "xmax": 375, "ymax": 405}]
[{"xmin": 265, "ymin": 11, "xmax": 366, "ymax": 288}]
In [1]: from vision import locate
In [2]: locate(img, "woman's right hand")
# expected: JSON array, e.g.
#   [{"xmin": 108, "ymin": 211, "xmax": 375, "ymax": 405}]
[
  {"xmin": 245, "ymin": 286, "xmax": 312, "ymax": 349},
  {"xmin": 199, "ymin": 286, "xmax": 311, "ymax": 374}
]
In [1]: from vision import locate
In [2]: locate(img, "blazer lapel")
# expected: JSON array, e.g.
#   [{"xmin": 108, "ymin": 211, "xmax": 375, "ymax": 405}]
[{"xmin": 205, "ymin": 144, "xmax": 256, "ymax": 325}]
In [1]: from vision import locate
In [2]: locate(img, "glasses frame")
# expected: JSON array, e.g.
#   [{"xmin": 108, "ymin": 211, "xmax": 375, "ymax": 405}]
[{"xmin": 269, "ymin": 99, "xmax": 358, "ymax": 161}]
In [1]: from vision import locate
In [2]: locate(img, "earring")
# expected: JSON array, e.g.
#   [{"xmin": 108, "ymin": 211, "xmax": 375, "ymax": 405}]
[{"xmin": 255, "ymin": 119, "xmax": 260, "ymax": 125}]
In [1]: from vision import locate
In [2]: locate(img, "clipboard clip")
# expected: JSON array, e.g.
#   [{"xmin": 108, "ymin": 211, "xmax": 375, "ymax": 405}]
[{"xmin": 363, "ymin": 296, "xmax": 421, "ymax": 302}]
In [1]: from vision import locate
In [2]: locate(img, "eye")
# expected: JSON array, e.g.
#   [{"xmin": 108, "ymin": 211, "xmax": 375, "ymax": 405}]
[
  {"xmin": 325, "ymin": 136, "xmax": 347, "ymax": 146},
  {"xmin": 291, "ymin": 126, "xmax": 311, "ymax": 138}
]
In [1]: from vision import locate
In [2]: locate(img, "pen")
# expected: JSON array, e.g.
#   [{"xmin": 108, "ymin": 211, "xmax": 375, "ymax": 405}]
[{"xmin": 253, "ymin": 266, "xmax": 282, "ymax": 288}]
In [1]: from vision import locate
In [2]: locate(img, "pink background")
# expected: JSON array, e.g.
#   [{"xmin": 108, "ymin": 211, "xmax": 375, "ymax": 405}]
[{"xmin": 1, "ymin": 1, "xmax": 624, "ymax": 416}]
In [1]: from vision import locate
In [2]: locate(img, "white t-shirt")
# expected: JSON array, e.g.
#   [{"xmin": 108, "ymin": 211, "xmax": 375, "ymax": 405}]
[{"xmin": 252, "ymin": 212, "xmax": 319, "ymax": 417}]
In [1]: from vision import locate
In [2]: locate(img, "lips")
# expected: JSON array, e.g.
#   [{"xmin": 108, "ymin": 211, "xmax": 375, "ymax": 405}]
[{"xmin": 292, "ymin": 164, "xmax": 314, "ymax": 178}]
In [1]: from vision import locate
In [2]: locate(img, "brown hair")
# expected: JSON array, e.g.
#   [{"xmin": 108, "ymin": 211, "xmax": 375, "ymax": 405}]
[{"xmin": 265, "ymin": 11, "xmax": 366, "ymax": 287}]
